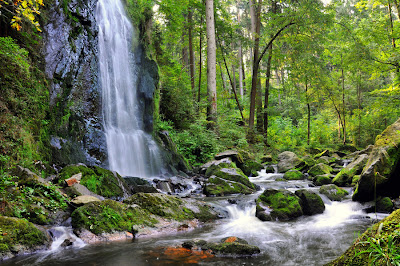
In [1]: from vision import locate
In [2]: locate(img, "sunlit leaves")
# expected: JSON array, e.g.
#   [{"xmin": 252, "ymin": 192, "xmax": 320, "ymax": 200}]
[{"xmin": 0, "ymin": 0, "xmax": 44, "ymax": 32}]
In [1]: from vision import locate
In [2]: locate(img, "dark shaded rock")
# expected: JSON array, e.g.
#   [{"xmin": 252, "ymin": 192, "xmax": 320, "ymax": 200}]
[
  {"xmin": 256, "ymin": 189, "xmax": 303, "ymax": 221},
  {"xmin": 376, "ymin": 197, "xmax": 394, "ymax": 213},
  {"xmin": 60, "ymin": 239, "xmax": 74, "ymax": 248},
  {"xmin": 295, "ymin": 189, "xmax": 325, "ymax": 215},
  {"xmin": 207, "ymin": 241, "xmax": 260, "ymax": 257},
  {"xmin": 261, "ymin": 155, "xmax": 273, "ymax": 164},
  {"xmin": 265, "ymin": 165, "xmax": 275, "ymax": 173},
  {"xmin": 157, "ymin": 131, "xmax": 191, "ymax": 174},
  {"xmin": 319, "ymin": 184, "xmax": 349, "ymax": 201},
  {"xmin": 124, "ymin": 176, "xmax": 158, "ymax": 194},
  {"xmin": 277, "ymin": 151, "xmax": 302, "ymax": 173},
  {"xmin": 353, "ymin": 118, "xmax": 400, "ymax": 202}
]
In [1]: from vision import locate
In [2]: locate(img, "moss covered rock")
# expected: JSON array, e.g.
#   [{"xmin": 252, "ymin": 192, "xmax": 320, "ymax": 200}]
[
  {"xmin": 0, "ymin": 216, "xmax": 49, "ymax": 260},
  {"xmin": 71, "ymin": 199, "xmax": 157, "ymax": 235},
  {"xmin": 239, "ymin": 159, "xmax": 264, "ymax": 177},
  {"xmin": 332, "ymin": 154, "xmax": 368, "ymax": 187},
  {"xmin": 308, "ymin": 163, "xmax": 333, "ymax": 177},
  {"xmin": 313, "ymin": 174, "xmax": 333, "ymax": 186},
  {"xmin": 124, "ymin": 193, "xmax": 218, "ymax": 222},
  {"xmin": 59, "ymin": 165, "xmax": 129, "ymax": 198},
  {"xmin": 295, "ymin": 189, "xmax": 325, "ymax": 215},
  {"xmin": 256, "ymin": 189, "xmax": 303, "ymax": 221},
  {"xmin": 327, "ymin": 209, "xmax": 400, "ymax": 266},
  {"xmin": 203, "ymin": 165, "xmax": 256, "ymax": 196},
  {"xmin": 207, "ymin": 242, "xmax": 261, "ymax": 256},
  {"xmin": 283, "ymin": 169, "xmax": 304, "ymax": 180},
  {"xmin": 319, "ymin": 184, "xmax": 349, "ymax": 201},
  {"xmin": 353, "ymin": 118, "xmax": 400, "ymax": 202},
  {"xmin": 375, "ymin": 197, "xmax": 394, "ymax": 213}
]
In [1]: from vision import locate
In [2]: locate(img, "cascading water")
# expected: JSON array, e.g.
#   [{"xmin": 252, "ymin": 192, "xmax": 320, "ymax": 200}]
[{"xmin": 97, "ymin": 0, "xmax": 163, "ymax": 178}]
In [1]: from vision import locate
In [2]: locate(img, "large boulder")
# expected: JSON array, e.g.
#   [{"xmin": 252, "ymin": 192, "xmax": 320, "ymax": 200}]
[
  {"xmin": 353, "ymin": 118, "xmax": 400, "ymax": 202},
  {"xmin": 204, "ymin": 168, "xmax": 256, "ymax": 196},
  {"xmin": 332, "ymin": 154, "xmax": 369, "ymax": 187},
  {"xmin": 313, "ymin": 174, "xmax": 333, "ymax": 186},
  {"xmin": 0, "ymin": 216, "xmax": 50, "ymax": 260},
  {"xmin": 124, "ymin": 176, "xmax": 158, "ymax": 194},
  {"xmin": 59, "ymin": 165, "xmax": 129, "ymax": 198},
  {"xmin": 256, "ymin": 189, "xmax": 303, "ymax": 221},
  {"xmin": 319, "ymin": 184, "xmax": 349, "ymax": 201},
  {"xmin": 295, "ymin": 189, "xmax": 325, "ymax": 215},
  {"xmin": 277, "ymin": 151, "xmax": 302, "ymax": 173},
  {"xmin": 308, "ymin": 163, "xmax": 333, "ymax": 177}
]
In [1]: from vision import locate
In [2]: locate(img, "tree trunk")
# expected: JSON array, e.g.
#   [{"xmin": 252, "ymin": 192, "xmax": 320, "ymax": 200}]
[
  {"xmin": 341, "ymin": 65, "xmax": 346, "ymax": 144},
  {"xmin": 357, "ymin": 73, "xmax": 362, "ymax": 146},
  {"xmin": 263, "ymin": 45, "xmax": 272, "ymax": 144},
  {"xmin": 197, "ymin": 14, "xmax": 204, "ymax": 111},
  {"xmin": 237, "ymin": 3, "xmax": 244, "ymax": 99},
  {"xmin": 206, "ymin": 0, "xmax": 217, "ymax": 125},
  {"xmin": 305, "ymin": 78, "xmax": 311, "ymax": 146},
  {"xmin": 249, "ymin": 0, "xmax": 262, "ymax": 129},
  {"xmin": 188, "ymin": 7, "xmax": 196, "ymax": 100}
]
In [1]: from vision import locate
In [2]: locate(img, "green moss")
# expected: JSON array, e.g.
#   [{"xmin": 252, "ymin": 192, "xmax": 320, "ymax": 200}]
[
  {"xmin": 0, "ymin": 216, "xmax": 48, "ymax": 254},
  {"xmin": 283, "ymin": 169, "xmax": 304, "ymax": 180},
  {"xmin": 333, "ymin": 167, "xmax": 357, "ymax": 187},
  {"xmin": 71, "ymin": 199, "xmax": 157, "ymax": 235},
  {"xmin": 314, "ymin": 174, "xmax": 332, "ymax": 186},
  {"xmin": 207, "ymin": 242, "xmax": 261, "ymax": 256},
  {"xmin": 239, "ymin": 159, "xmax": 264, "ymax": 177},
  {"xmin": 59, "ymin": 165, "xmax": 127, "ymax": 198},
  {"xmin": 257, "ymin": 189, "xmax": 303, "ymax": 220},
  {"xmin": 124, "ymin": 193, "xmax": 190, "ymax": 221}
]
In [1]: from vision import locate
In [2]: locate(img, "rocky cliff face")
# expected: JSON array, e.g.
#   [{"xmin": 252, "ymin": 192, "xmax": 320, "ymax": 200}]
[{"xmin": 44, "ymin": 0, "xmax": 158, "ymax": 168}]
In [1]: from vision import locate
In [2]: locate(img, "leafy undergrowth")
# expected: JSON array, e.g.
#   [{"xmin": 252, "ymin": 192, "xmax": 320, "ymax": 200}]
[{"xmin": 0, "ymin": 170, "xmax": 68, "ymax": 225}]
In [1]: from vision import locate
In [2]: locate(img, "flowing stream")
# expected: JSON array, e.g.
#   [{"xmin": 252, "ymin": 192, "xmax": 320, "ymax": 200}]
[
  {"xmin": 98, "ymin": 0, "xmax": 163, "ymax": 178},
  {"xmin": 3, "ymin": 169, "xmax": 384, "ymax": 266}
]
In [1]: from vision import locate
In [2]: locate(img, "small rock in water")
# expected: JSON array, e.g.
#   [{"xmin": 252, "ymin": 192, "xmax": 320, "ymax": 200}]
[
  {"xmin": 61, "ymin": 238, "xmax": 74, "ymax": 248},
  {"xmin": 228, "ymin": 199, "xmax": 238, "ymax": 204}
]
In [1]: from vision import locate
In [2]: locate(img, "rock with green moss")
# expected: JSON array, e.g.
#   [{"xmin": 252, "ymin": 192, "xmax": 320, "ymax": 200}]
[
  {"xmin": 71, "ymin": 199, "xmax": 158, "ymax": 236},
  {"xmin": 302, "ymin": 155, "xmax": 316, "ymax": 170},
  {"xmin": 327, "ymin": 209, "xmax": 400, "ymax": 266},
  {"xmin": 201, "ymin": 158, "xmax": 235, "ymax": 176},
  {"xmin": 123, "ymin": 177, "xmax": 158, "ymax": 194},
  {"xmin": 319, "ymin": 184, "xmax": 349, "ymax": 201},
  {"xmin": 295, "ymin": 189, "xmax": 325, "ymax": 215},
  {"xmin": 256, "ymin": 189, "xmax": 303, "ymax": 221},
  {"xmin": 214, "ymin": 150, "xmax": 244, "ymax": 164},
  {"xmin": 277, "ymin": 151, "xmax": 302, "ymax": 173},
  {"xmin": 353, "ymin": 118, "xmax": 400, "ymax": 202},
  {"xmin": 59, "ymin": 165, "xmax": 129, "ymax": 198},
  {"xmin": 308, "ymin": 163, "xmax": 333, "ymax": 177},
  {"xmin": 239, "ymin": 159, "xmax": 264, "ymax": 177},
  {"xmin": 207, "ymin": 241, "xmax": 261, "ymax": 257},
  {"xmin": 313, "ymin": 174, "xmax": 333, "ymax": 186},
  {"xmin": 283, "ymin": 169, "xmax": 304, "ymax": 180},
  {"xmin": 265, "ymin": 165, "xmax": 275, "ymax": 173},
  {"xmin": 0, "ymin": 216, "xmax": 50, "ymax": 260},
  {"xmin": 123, "ymin": 193, "xmax": 218, "ymax": 222},
  {"xmin": 204, "ymin": 168, "xmax": 256, "ymax": 196},
  {"xmin": 332, "ymin": 154, "xmax": 368, "ymax": 187},
  {"xmin": 375, "ymin": 197, "xmax": 394, "ymax": 213}
]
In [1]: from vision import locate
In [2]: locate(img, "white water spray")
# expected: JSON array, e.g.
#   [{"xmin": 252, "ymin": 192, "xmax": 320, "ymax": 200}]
[{"xmin": 97, "ymin": 0, "xmax": 163, "ymax": 177}]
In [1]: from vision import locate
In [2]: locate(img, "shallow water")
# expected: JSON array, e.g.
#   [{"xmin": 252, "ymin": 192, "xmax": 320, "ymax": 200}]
[{"xmin": 2, "ymin": 170, "xmax": 384, "ymax": 266}]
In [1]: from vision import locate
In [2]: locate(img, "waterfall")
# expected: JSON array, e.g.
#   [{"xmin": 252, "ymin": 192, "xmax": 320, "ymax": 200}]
[{"xmin": 97, "ymin": 0, "xmax": 163, "ymax": 177}]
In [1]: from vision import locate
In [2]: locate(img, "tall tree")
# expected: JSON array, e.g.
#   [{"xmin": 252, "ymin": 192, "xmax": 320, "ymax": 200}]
[{"xmin": 206, "ymin": 0, "xmax": 217, "ymax": 125}]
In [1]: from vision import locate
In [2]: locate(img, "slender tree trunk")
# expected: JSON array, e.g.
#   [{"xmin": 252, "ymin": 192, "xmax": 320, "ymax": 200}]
[
  {"xmin": 241, "ymin": 55, "xmax": 246, "ymax": 94},
  {"xmin": 206, "ymin": 0, "xmax": 217, "ymax": 125},
  {"xmin": 218, "ymin": 61, "xmax": 227, "ymax": 91},
  {"xmin": 197, "ymin": 14, "xmax": 204, "ymax": 111},
  {"xmin": 341, "ymin": 64, "xmax": 346, "ymax": 144},
  {"xmin": 237, "ymin": 3, "xmax": 244, "ymax": 99},
  {"xmin": 263, "ymin": 45, "xmax": 272, "ymax": 144},
  {"xmin": 188, "ymin": 7, "xmax": 196, "ymax": 100},
  {"xmin": 249, "ymin": 0, "xmax": 262, "ymax": 130},
  {"xmin": 305, "ymin": 78, "xmax": 311, "ymax": 146},
  {"xmin": 357, "ymin": 73, "xmax": 362, "ymax": 146}
]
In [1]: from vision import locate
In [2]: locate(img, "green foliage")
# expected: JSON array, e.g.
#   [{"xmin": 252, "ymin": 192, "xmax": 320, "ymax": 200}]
[
  {"xmin": 0, "ymin": 171, "xmax": 68, "ymax": 225},
  {"xmin": 0, "ymin": 37, "xmax": 49, "ymax": 170}
]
